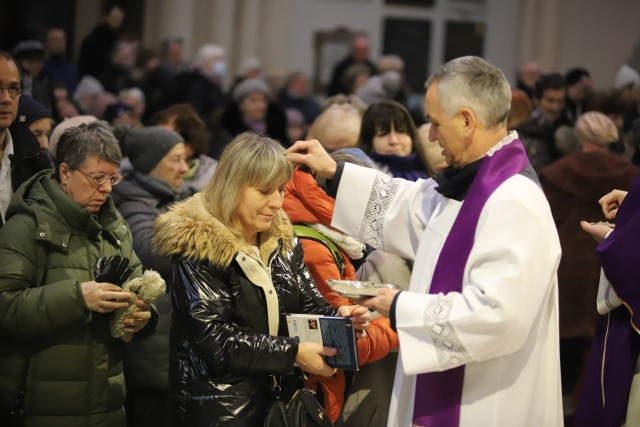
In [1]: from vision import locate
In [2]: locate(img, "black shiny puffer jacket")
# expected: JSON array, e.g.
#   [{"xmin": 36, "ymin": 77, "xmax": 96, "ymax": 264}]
[{"xmin": 154, "ymin": 194, "xmax": 337, "ymax": 426}]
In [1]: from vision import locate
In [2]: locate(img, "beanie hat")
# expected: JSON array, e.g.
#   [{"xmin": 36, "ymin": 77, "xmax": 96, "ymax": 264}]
[
  {"xmin": 124, "ymin": 127, "xmax": 184, "ymax": 174},
  {"xmin": 331, "ymin": 147, "xmax": 375, "ymax": 168},
  {"xmin": 232, "ymin": 78, "xmax": 270, "ymax": 102},
  {"xmin": 104, "ymin": 102, "xmax": 133, "ymax": 123},
  {"xmin": 240, "ymin": 56, "xmax": 262, "ymax": 75},
  {"xmin": 17, "ymin": 96, "xmax": 51, "ymax": 126},
  {"xmin": 355, "ymin": 71, "xmax": 401, "ymax": 106},
  {"xmin": 575, "ymin": 111, "xmax": 618, "ymax": 147},
  {"xmin": 613, "ymin": 64, "xmax": 640, "ymax": 90},
  {"xmin": 49, "ymin": 115, "xmax": 98, "ymax": 158},
  {"xmin": 12, "ymin": 40, "xmax": 44, "ymax": 60},
  {"xmin": 73, "ymin": 75, "xmax": 104, "ymax": 101}
]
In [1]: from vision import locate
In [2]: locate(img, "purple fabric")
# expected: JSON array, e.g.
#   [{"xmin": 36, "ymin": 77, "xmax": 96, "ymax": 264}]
[
  {"xmin": 575, "ymin": 172, "xmax": 640, "ymax": 427},
  {"xmin": 412, "ymin": 138, "xmax": 530, "ymax": 426}
]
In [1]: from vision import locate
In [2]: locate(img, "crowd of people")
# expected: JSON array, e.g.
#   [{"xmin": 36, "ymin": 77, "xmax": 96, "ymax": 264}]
[{"xmin": 1, "ymin": 2, "xmax": 640, "ymax": 426}]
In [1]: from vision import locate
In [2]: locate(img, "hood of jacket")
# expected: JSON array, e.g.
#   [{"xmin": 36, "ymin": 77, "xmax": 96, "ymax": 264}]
[
  {"xmin": 153, "ymin": 192, "xmax": 294, "ymax": 268},
  {"xmin": 111, "ymin": 171, "xmax": 180, "ymax": 211},
  {"xmin": 283, "ymin": 168, "xmax": 335, "ymax": 226},
  {"xmin": 541, "ymin": 151, "xmax": 639, "ymax": 201},
  {"xmin": 6, "ymin": 169, "xmax": 127, "ymax": 250}
]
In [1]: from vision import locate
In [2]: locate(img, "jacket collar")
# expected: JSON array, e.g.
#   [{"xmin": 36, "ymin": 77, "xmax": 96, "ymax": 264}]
[
  {"xmin": 9, "ymin": 170, "xmax": 128, "ymax": 253},
  {"xmin": 283, "ymin": 168, "xmax": 334, "ymax": 225},
  {"xmin": 8, "ymin": 121, "xmax": 41, "ymax": 165},
  {"xmin": 153, "ymin": 193, "xmax": 294, "ymax": 268}
]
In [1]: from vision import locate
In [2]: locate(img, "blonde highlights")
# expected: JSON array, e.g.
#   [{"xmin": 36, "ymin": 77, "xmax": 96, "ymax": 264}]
[{"xmin": 203, "ymin": 132, "xmax": 293, "ymax": 232}]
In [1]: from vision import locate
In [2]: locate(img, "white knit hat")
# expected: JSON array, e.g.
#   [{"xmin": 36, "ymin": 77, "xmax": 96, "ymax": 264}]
[{"xmin": 613, "ymin": 64, "xmax": 640, "ymax": 90}]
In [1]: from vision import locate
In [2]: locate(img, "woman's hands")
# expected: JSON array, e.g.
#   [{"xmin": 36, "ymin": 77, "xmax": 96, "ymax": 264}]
[
  {"xmin": 80, "ymin": 281, "xmax": 131, "ymax": 313},
  {"xmin": 123, "ymin": 299, "xmax": 152, "ymax": 333},
  {"xmin": 80, "ymin": 282, "xmax": 151, "ymax": 334},
  {"xmin": 295, "ymin": 342, "xmax": 337, "ymax": 377},
  {"xmin": 295, "ymin": 305, "xmax": 370, "ymax": 376},
  {"xmin": 338, "ymin": 304, "xmax": 371, "ymax": 338}
]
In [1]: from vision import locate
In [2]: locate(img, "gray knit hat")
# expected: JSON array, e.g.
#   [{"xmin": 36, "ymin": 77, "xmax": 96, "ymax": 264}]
[
  {"xmin": 232, "ymin": 78, "xmax": 270, "ymax": 102},
  {"xmin": 124, "ymin": 127, "xmax": 184, "ymax": 174}
]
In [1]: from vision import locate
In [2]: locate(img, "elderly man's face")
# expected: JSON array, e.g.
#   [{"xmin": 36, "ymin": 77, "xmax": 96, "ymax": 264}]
[
  {"xmin": 0, "ymin": 57, "xmax": 20, "ymax": 131},
  {"xmin": 425, "ymin": 84, "xmax": 468, "ymax": 168},
  {"xmin": 352, "ymin": 37, "xmax": 370, "ymax": 63}
]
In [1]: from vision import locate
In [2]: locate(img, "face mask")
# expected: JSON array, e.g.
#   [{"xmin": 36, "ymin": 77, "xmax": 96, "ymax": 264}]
[{"xmin": 213, "ymin": 60, "xmax": 226, "ymax": 79}]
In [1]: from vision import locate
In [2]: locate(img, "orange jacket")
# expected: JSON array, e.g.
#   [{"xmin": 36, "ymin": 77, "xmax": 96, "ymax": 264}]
[{"xmin": 283, "ymin": 168, "xmax": 399, "ymax": 422}]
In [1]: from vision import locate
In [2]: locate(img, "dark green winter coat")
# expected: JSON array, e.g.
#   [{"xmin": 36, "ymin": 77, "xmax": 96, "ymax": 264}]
[{"xmin": 0, "ymin": 170, "xmax": 142, "ymax": 427}]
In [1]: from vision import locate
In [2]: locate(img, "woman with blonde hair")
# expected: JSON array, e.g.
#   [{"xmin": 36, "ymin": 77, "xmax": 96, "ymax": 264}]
[{"xmin": 153, "ymin": 132, "xmax": 369, "ymax": 426}]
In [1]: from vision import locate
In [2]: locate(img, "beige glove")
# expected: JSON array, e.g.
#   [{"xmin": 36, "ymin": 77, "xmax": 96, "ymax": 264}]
[{"xmin": 110, "ymin": 270, "xmax": 166, "ymax": 342}]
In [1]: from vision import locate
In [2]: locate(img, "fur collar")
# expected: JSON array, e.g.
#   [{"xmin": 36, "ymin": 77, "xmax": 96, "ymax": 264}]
[{"xmin": 153, "ymin": 193, "xmax": 294, "ymax": 267}]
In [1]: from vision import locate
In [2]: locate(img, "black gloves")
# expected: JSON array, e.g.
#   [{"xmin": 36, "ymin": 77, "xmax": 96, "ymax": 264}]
[{"xmin": 94, "ymin": 254, "xmax": 134, "ymax": 285}]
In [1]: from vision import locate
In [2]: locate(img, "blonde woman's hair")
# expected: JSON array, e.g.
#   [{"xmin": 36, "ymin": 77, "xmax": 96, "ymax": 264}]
[{"xmin": 203, "ymin": 132, "xmax": 293, "ymax": 234}]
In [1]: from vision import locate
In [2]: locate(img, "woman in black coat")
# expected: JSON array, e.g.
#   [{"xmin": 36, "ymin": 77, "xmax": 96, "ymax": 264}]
[{"xmin": 153, "ymin": 132, "xmax": 369, "ymax": 426}]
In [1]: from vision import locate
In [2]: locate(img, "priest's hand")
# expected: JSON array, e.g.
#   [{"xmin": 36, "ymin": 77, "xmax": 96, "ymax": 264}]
[
  {"xmin": 599, "ymin": 189, "xmax": 628, "ymax": 220},
  {"xmin": 580, "ymin": 221, "xmax": 613, "ymax": 243},
  {"xmin": 361, "ymin": 288, "xmax": 401, "ymax": 318},
  {"xmin": 285, "ymin": 139, "xmax": 337, "ymax": 179}
]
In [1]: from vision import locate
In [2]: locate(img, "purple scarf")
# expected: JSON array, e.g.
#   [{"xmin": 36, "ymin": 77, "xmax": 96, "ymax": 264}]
[
  {"xmin": 412, "ymin": 137, "xmax": 530, "ymax": 426},
  {"xmin": 575, "ymin": 173, "xmax": 640, "ymax": 427}
]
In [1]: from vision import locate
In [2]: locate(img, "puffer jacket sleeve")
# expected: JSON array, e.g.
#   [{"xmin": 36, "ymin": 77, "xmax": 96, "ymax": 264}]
[
  {"xmin": 119, "ymin": 199, "xmax": 170, "ymax": 283},
  {"xmin": 173, "ymin": 259, "xmax": 300, "ymax": 375},
  {"xmin": 300, "ymin": 239, "xmax": 351, "ymax": 307},
  {"xmin": 0, "ymin": 215, "xmax": 90, "ymax": 340},
  {"xmin": 289, "ymin": 238, "xmax": 339, "ymax": 316},
  {"xmin": 356, "ymin": 316, "xmax": 399, "ymax": 365}
]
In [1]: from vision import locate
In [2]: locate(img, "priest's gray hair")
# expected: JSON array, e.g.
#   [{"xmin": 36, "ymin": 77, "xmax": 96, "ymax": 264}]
[{"xmin": 425, "ymin": 56, "xmax": 511, "ymax": 128}]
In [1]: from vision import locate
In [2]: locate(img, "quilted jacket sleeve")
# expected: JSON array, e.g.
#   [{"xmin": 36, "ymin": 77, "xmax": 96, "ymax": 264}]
[
  {"xmin": 171, "ymin": 258, "xmax": 300, "ymax": 375},
  {"xmin": 0, "ymin": 215, "xmax": 90, "ymax": 340}
]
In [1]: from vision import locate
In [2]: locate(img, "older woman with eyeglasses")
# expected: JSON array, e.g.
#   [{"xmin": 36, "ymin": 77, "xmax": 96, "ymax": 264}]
[{"xmin": 0, "ymin": 120, "xmax": 155, "ymax": 427}]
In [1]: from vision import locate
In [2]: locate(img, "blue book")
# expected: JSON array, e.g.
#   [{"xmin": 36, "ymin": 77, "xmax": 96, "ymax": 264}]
[{"xmin": 286, "ymin": 314, "xmax": 359, "ymax": 370}]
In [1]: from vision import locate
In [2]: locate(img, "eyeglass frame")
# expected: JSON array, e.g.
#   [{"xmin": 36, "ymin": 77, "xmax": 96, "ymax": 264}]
[
  {"xmin": 0, "ymin": 85, "xmax": 22, "ymax": 99},
  {"xmin": 74, "ymin": 168, "xmax": 124, "ymax": 187}
]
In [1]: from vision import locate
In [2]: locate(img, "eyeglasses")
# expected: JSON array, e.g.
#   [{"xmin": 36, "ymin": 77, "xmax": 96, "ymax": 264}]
[
  {"xmin": 75, "ymin": 169, "xmax": 123, "ymax": 186},
  {"xmin": 0, "ymin": 85, "xmax": 22, "ymax": 99}
]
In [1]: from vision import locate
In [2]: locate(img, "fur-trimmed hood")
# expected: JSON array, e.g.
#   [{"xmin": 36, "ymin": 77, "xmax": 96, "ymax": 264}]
[{"xmin": 153, "ymin": 192, "xmax": 294, "ymax": 267}]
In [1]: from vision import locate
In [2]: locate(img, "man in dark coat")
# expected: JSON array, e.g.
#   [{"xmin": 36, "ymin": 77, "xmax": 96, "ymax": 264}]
[
  {"xmin": 0, "ymin": 50, "xmax": 51, "ymax": 228},
  {"xmin": 326, "ymin": 33, "xmax": 378, "ymax": 96}
]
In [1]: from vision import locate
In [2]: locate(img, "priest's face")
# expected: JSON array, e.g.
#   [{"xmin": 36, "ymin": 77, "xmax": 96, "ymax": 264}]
[{"xmin": 425, "ymin": 84, "xmax": 468, "ymax": 168}]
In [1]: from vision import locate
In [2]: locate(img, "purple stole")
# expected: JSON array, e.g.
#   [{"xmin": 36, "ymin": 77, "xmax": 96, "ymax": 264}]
[
  {"xmin": 412, "ymin": 138, "xmax": 530, "ymax": 427},
  {"xmin": 575, "ymin": 173, "xmax": 640, "ymax": 427}
]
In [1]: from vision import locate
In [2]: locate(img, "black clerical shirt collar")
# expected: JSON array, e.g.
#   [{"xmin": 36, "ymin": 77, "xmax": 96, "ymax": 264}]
[{"xmin": 432, "ymin": 158, "xmax": 483, "ymax": 201}]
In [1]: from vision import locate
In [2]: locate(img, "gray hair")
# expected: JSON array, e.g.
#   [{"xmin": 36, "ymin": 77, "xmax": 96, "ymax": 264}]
[
  {"xmin": 194, "ymin": 43, "xmax": 225, "ymax": 68},
  {"xmin": 425, "ymin": 56, "xmax": 511, "ymax": 128},
  {"xmin": 203, "ymin": 132, "xmax": 292, "ymax": 233},
  {"xmin": 119, "ymin": 87, "xmax": 146, "ymax": 104},
  {"xmin": 54, "ymin": 121, "xmax": 122, "ymax": 181}
]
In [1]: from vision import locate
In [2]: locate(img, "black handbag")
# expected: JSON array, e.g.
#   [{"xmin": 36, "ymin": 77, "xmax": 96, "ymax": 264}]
[{"xmin": 264, "ymin": 376, "xmax": 334, "ymax": 427}]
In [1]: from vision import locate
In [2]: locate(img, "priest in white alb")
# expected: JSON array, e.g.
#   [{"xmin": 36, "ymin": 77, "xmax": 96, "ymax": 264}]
[{"xmin": 286, "ymin": 56, "xmax": 563, "ymax": 427}]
